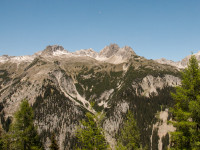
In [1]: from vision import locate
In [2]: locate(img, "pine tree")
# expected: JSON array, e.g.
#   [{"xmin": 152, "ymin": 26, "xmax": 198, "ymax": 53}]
[
  {"xmin": 49, "ymin": 133, "xmax": 59, "ymax": 150},
  {"xmin": 116, "ymin": 110, "xmax": 141, "ymax": 150},
  {"xmin": 2, "ymin": 99, "xmax": 43, "ymax": 150},
  {"xmin": 76, "ymin": 112, "xmax": 108, "ymax": 150},
  {"xmin": 0, "ymin": 125, "xmax": 3, "ymax": 149},
  {"xmin": 170, "ymin": 55, "xmax": 200, "ymax": 149}
]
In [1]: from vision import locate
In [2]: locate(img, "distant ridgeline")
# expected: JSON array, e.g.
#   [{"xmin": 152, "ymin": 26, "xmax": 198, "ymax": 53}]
[{"xmin": 0, "ymin": 44, "xmax": 182, "ymax": 149}]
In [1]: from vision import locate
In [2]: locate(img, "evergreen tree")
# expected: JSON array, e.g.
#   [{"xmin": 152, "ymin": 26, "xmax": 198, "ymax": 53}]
[
  {"xmin": 76, "ymin": 112, "xmax": 108, "ymax": 150},
  {"xmin": 2, "ymin": 99, "xmax": 43, "ymax": 150},
  {"xmin": 0, "ymin": 125, "xmax": 3, "ymax": 149},
  {"xmin": 152, "ymin": 128, "xmax": 159, "ymax": 150},
  {"xmin": 116, "ymin": 110, "xmax": 141, "ymax": 150},
  {"xmin": 49, "ymin": 133, "xmax": 59, "ymax": 150},
  {"xmin": 170, "ymin": 55, "xmax": 200, "ymax": 149}
]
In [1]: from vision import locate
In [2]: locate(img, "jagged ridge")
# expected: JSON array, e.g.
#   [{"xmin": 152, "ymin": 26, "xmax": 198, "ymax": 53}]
[{"xmin": 0, "ymin": 44, "xmax": 137, "ymax": 64}]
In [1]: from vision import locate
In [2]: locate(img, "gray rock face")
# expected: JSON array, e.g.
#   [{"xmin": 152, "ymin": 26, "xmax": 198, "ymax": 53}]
[
  {"xmin": 41, "ymin": 45, "xmax": 67, "ymax": 56},
  {"xmin": 120, "ymin": 46, "xmax": 136, "ymax": 58},
  {"xmin": 136, "ymin": 75, "xmax": 181, "ymax": 97},
  {"xmin": 97, "ymin": 44, "xmax": 137, "ymax": 64},
  {"xmin": 99, "ymin": 44, "xmax": 136, "ymax": 59},
  {"xmin": 99, "ymin": 44, "xmax": 120, "ymax": 58}
]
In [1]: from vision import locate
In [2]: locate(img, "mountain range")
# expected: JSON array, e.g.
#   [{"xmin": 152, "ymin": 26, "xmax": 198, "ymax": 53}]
[
  {"xmin": 1, "ymin": 44, "xmax": 198, "ymax": 68},
  {"xmin": 0, "ymin": 44, "xmax": 136, "ymax": 65},
  {"xmin": 155, "ymin": 51, "xmax": 200, "ymax": 69},
  {"xmin": 0, "ymin": 44, "xmax": 197, "ymax": 150}
]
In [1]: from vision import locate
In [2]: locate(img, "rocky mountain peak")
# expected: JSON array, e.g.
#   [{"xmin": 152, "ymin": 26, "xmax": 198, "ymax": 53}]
[
  {"xmin": 120, "ymin": 46, "xmax": 136, "ymax": 57},
  {"xmin": 46, "ymin": 45, "xmax": 65, "ymax": 52},
  {"xmin": 96, "ymin": 44, "xmax": 137, "ymax": 64},
  {"xmin": 99, "ymin": 44, "xmax": 136, "ymax": 58},
  {"xmin": 123, "ymin": 46, "xmax": 136, "ymax": 53},
  {"xmin": 41, "ymin": 45, "xmax": 67, "ymax": 56},
  {"xmin": 0, "ymin": 55, "xmax": 12, "ymax": 59},
  {"xmin": 0, "ymin": 55, "xmax": 12, "ymax": 63},
  {"xmin": 2, "ymin": 55, "xmax": 10, "ymax": 58},
  {"xmin": 99, "ymin": 44, "xmax": 120, "ymax": 58},
  {"xmin": 108, "ymin": 43, "xmax": 120, "ymax": 50}
]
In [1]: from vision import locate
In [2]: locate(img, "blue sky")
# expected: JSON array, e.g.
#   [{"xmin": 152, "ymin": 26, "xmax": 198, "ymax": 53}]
[{"xmin": 0, "ymin": 0, "xmax": 200, "ymax": 61}]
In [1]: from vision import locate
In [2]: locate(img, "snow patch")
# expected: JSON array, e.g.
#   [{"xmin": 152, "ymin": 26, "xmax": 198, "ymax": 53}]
[
  {"xmin": 11, "ymin": 56, "xmax": 35, "ymax": 63},
  {"xmin": 96, "ymin": 55, "xmax": 126, "ymax": 64},
  {"xmin": 53, "ymin": 50, "xmax": 69, "ymax": 56}
]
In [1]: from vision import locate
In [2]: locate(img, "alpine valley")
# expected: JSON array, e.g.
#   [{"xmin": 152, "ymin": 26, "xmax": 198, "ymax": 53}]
[{"xmin": 0, "ymin": 44, "xmax": 196, "ymax": 150}]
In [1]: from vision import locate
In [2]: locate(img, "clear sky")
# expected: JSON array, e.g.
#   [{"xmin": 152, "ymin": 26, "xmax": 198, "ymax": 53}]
[{"xmin": 0, "ymin": 0, "xmax": 200, "ymax": 61}]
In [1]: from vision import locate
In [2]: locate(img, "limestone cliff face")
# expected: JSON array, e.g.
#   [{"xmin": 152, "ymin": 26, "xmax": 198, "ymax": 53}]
[
  {"xmin": 134, "ymin": 75, "xmax": 181, "ymax": 97},
  {"xmin": 0, "ymin": 45, "xmax": 181, "ymax": 150}
]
